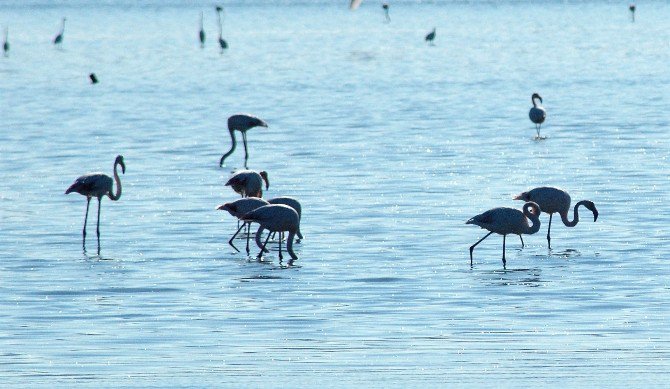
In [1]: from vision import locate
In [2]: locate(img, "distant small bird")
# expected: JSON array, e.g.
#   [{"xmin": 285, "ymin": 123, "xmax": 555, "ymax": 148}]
[
  {"xmin": 629, "ymin": 4, "xmax": 636, "ymax": 21},
  {"xmin": 3, "ymin": 27, "xmax": 9, "ymax": 56},
  {"xmin": 65, "ymin": 155, "xmax": 125, "ymax": 243},
  {"xmin": 89, "ymin": 73, "xmax": 98, "ymax": 84},
  {"xmin": 225, "ymin": 170, "xmax": 269, "ymax": 198},
  {"xmin": 467, "ymin": 202, "xmax": 541, "ymax": 266},
  {"xmin": 215, "ymin": 6, "xmax": 228, "ymax": 50},
  {"xmin": 53, "ymin": 17, "xmax": 66, "ymax": 45},
  {"xmin": 218, "ymin": 197, "xmax": 269, "ymax": 254},
  {"xmin": 220, "ymin": 114, "xmax": 268, "ymax": 168},
  {"xmin": 199, "ymin": 11, "xmax": 205, "ymax": 47},
  {"xmin": 513, "ymin": 187, "xmax": 598, "ymax": 249},
  {"xmin": 382, "ymin": 3, "xmax": 390, "ymax": 22},
  {"xmin": 425, "ymin": 28, "xmax": 436, "ymax": 45},
  {"xmin": 529, "ymin": 93, "xmax": 547, "ymax": 138},
  {"xmin": 242, "ymin": 204, "xmax": 300, "ymax": 261}
]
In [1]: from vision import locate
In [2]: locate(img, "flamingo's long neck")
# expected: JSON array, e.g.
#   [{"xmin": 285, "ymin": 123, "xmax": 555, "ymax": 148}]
[
  {"xmin": 532, "ymin": 96, "xmax": 539, "ymax": 108},
  {"xmin": 60, "ymin": 19, "xmax": 65, "ymax": 35},
  {"xmin": 559, "ymin": 200, "xmax": 590, "ymax": 227},
  {"xmin": 217, "ymin": 11, "xmax": 223, "ymax": 36},
  {"xmin": 108, "ymin": 161, "xmax": 123, "ymax": 201},
  {"xmin": 220, "ymin": 129, "xmax": 237, "ymax": 165},
  {"xmin": 523, "ymin": 203, "xmax": 542, "ymax": 234}
]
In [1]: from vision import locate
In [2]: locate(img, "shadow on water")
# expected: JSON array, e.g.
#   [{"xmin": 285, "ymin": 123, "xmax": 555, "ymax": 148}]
[{"xmin": 480, "ymin": 267, "xmax": 546, "ymax": 288}]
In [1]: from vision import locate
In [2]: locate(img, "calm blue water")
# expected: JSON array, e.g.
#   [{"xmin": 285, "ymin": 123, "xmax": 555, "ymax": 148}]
[{"xmin": 1, "ymin": 1, "xmax": 669, "ymax": 386}]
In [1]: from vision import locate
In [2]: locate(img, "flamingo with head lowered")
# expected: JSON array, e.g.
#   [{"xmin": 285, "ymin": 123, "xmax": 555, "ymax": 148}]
[
  {"xmin": 225, "ymin": 169, "xmax": 269, "ymax": 198},
  {"xmin": 514, "ymin": 186, "xmax": 598, "ymax": 249},
  {"xmin": 467, "ymin": 202, "xmax": 541, "ymax": 267},
  {"xmin": 217, "ymin": 197, "xmax": 269, "ymax": 254},
  {"xmin": 220, "ymin": 114, "xmax": 268, "ymax": 168},
  {"xmin": 65, "ymin": 155, "xmax": 125, "ymax": 245},
  {"xmin": 242, "ymin": 204, "xmax": 300, "ymax": 261}
]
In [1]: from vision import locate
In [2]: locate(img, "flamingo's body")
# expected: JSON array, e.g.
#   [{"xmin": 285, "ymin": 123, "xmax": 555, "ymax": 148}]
[
  {"xmin": 514, "ymin": 186, "xmax": 598, "ymax": 249},
  {"xmin": 198, "ymin": 11, "xmax": 206, "ymax": 47},
  {"xmin": 529, "ymin": 93, "xmax": 547, "ymax": 138},
  {"xmin": 242, "ymin": 204, "xmax": 300, "ymax": 261},
  {"xmin": 467, "ymin": 202, "xmax": 541, "ymax": 266},
  {"xmin": 225, "ymin": 170, "xmax": 269, "ymax": 198},
  {"xmin": 218, "ymin": 197, "xmax": 269, "ymax": 253},
  {"xmin": 65, "ymin": 155, "xmax": 125, "ymax": 243},
  {"xmin": 216, "ymin": 6, "xmax": 228, "ymax": 50},
  {"xmin": 267, "ymin": 197, "xmax": 303, "ymax": 240},
  {"xmin": 53, "ymin": 17, "xmax": 66, "ymax": 45},
  {"xmin": 219, "ymin": 114, "xmax": 268, "ymax": 168},
  {"xmin": 3, "ymin": 27, "xmax": 9, "ymax": 56},
  {"xmin": 425, "ymin": 28, "xmax": 436, "ymax": 44}
]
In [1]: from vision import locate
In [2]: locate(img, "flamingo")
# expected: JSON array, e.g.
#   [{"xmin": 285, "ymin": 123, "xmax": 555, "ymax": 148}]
[
  {"xmin": 219, "ymin": 114, "xmax": 268, "ymax": 168},
  {"xmin": 529, "ymin": 93, "xmax": 547, "ymax": 138},
  {"xmin": 382, "ymin": 3, "xmax": 390, "ymax": 22},
  {"xmin": 225, "ymin": 170, "xmax": 269, "ymax": 198},
  {"xmin": 425, "ymin": 28, "xmax": 436, "ymax": 45},
  {"xmin": 629, "ymin": 4, "xmax": 636, "ymax": 21},
  {"xmin": 255, "ymin": 197, "xmax": 304, "ymax": 252},
  {"xmin": 53, "ymin": 17, "xmax": 66, "ymax": 45},
  {"xmin": 3, "ymin": 27, "xmax": 8, "ymax": 56},
  {"xmin": 217, "ymin": 197, "xmax": 269, "ymax": 254},
  {"xmin": 215, "ymin": 6, "xmax": 228, "ymax": 50},
  {"xmin": 198, "ymin": 11, "xmax": 205, "ymax": 47},
  {"xmin": 242, "ymin": 204, "xmax": 300, "ymax": 261},
  {"xmin": 65, "ymin": 155, "xmax": 125, "ymax": 243},
  {"xmin": 513, "ymin": 187, "xmax": 598, "ymax": 249},
  {"xmin": 466, "ymin": 202, "xmax": 541, "ymax": 266},
  {"xmin": 89, "ymin": 73, "xmax": 98, "ymax": 84}
]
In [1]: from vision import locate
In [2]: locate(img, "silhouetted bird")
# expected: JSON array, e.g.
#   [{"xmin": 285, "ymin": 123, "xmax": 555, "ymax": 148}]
[
  {"xmin": 89, "ymin": 73, "xmax": 98, "ymax": 84},
  {"xmin": 629, "ymin": 4, "xmax": 636, "ymax": 21},
  {"xmin": 529, "ymin": 93, "xmax": 547, "ymax": 138},
  {"xmin": 216, "ymin": 6, "xmax": 229, "ymax": 50},
  {"xmin": 53, "ymin": 17, "xmax": 66, "ymax": 45},
  {"xmin": 425, "ymin": 28, "xmax": 436, "ymax": 45},
  {"xmin": 220, "ymin": 114, "xmax": 268, "ymax": 168},
  {"xmin": 3, "ymin": 27, "xmax": 9, "ymax": 56},
  {"xmin": 382, "ymin": 3, "xmax": 390, "ymax": 22},
  {"xmin": 199, "ymin": 11, "xmax": 205, "ymax": 47}
]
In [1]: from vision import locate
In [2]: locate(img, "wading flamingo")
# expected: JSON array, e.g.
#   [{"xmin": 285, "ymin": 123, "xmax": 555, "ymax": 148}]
[
  {"xmin": 3, "ymin": 27, "xmax": 8, "ymax": 56},
  {"xmin": 198, "ymin": 11, "xmax": 205, "ymax": 47},
  {"xmin": 529, "ymin": 93, "xmax": 547, "ymax": 138},
  {"xmin": 217, "ymin": 197, "xmax": 269, "ymax": 254},
  {"xmin": 53, "ymin": 17, "xmax": 66, "ymax": 45},
  {"xmin": 467, "ymin": 202, "xmax": 541, "ymax": 266},
  {"xmin": 220, "ymin": 114, "xmax": 268, "ymax": 168},
  {"xmin": 215, "ymin": 6, "xmax": 228, "ymax": 50},
  {"xmin": 242, "ymin": 204, "xmax": 300, "ymax": 261},
  {"xmin": 513, "ymin": 187, "xmax": 598, "ymax": 249},
  {"xmin": 65, "ymin": 155, "xmax": 125, "ymax": 244},
  {"xmin": 425, "ymin": 28, "xmax": 436, "ymax": 45},
  {"xmin": 225, "ymin": 170, "xmax": 269, "ymax": 198}
]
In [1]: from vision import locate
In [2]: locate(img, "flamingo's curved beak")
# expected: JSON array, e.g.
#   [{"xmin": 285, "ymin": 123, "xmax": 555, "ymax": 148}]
[{"xmin": 512, "ymin": 193, "xmax": 525, "ymax": 200}]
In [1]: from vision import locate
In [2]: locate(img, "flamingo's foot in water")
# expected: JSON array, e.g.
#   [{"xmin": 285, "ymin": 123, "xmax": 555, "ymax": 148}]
[{"xmin": 533, "ymin": 135, "xmax": 547, "ymax": 141}]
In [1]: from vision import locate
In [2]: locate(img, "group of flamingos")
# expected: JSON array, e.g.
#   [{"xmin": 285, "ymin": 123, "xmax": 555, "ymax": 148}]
[{"xmin": 65, "ymin": 97, "xmax": 599, "ymax": 267}]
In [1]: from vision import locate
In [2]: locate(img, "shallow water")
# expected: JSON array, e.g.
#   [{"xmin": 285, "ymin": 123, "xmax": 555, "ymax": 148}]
[{"xmin": 1, "ymin": 0, "xmax": 669, "ymax": 386}]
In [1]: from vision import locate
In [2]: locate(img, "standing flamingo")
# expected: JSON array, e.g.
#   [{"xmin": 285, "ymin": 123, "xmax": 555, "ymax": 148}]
[
  {"xmin": 513, "ymin": 187, "xmax": 598, "ymax": 249},
  {"xmin": 466, "ymin": 202, "xmax": 541, "ymax": 266},
  {"xmin": 242, "ymin": 204, "xmax": 300, "ymax": 261},
  {"xmin": 215, "ymin": 6, "xmax": 228, "ymax": 50},
  {"xmin": 219, "ymin": 114, "xmax": 268, "ymax": 168},
  {"xmin": 225, "ymin": 170, "xmax": 269, "ymax": 198},
  {"xmin": 53, "ymin": 17, "xmax": 66, "ymax": 45},
  {"xmin": 629, "ymin": 4, "xmax": 636, "ymax": 21},
  {"xmin": 382, "ymin": 3, "xmax": 390, "ymax": 22},
  {"xmin": 425, "ymin": 28, "xmax": 436, "ymax": 45},
  {"xmin": 65, "ymin": 155, "xmax": 125, "ymax": 244},
  {"xmin": 198, "ymin": 11, "xmax": 206, "ymax": 48},
  {"xmin": 3, "ymin": 27, "xmax": 8, "ymax": 56},
  {"xmin": 217, "ymin": 198, "xmax": 269, "ymax": 254},
  {"xmin": 529, "ymin": 93, "xmax": 547, "ymax": 138}
]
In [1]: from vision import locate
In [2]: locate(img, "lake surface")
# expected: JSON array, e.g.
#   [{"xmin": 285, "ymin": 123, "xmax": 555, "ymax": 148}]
[{"xmin": 1, "ymin": 0, "xmax": 669, "ymax": 386}]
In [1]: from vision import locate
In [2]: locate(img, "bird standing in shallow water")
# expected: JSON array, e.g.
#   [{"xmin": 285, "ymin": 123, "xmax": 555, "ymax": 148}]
[
  {"xmin": 242, "ymin": 204, "xmax": 300, "ymax": 261},
  {"xmin": 425, "ymin": 28, "xmax": 436, "ymax": 45},
  {"xmin": 218, "ymin": 197, "xmax": 269, "ymax": 254},
  {"xmin": 629, "ymin": 4, "xmax": 636, "ymax": 21},
  {"xmin": 514, "ymin": 187, "xmax": 598, "ymax": 249},
  {"xmin": 198, "ymin": 11, "xmax": 206, "ymax": 47},
  {"xmin": 216, "ymin": 6, "xmax": 228, "ymax": 50},
  {"xmin": 467, "ymin": 202, "xmax": 541, "ymax": 267},
  {"xmin": 529, "ymin": 93, "xmax": 547, "ymax": 139},
  {"xmin": 225, "ymin": 170, "xmax": 269, "ymax": 198},
  {"xmin": 53, "ymin": 17, "xmax": 66, "ymax": 46},
  {"xmin": 3, "ymin": 27, "xmax": 9, "ymax": 56},
  {"xmin": 220, "ymin": 114, "xmax": 268, "ymax": 168},
  {"xmin": 65, "ymin": 155, "xmax": 125, "ymax": 249},
  {"xmin": 382, "ymin": 3, "xmax": 390, "ymax": 23}
]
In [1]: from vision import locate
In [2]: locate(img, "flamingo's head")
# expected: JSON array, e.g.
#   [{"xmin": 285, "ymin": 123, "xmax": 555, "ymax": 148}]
[
  {"xmin": 531, "ymin": 93, "xmax": 543, "ymax": 105},
  {"xmin": 583, "ymin": 201, "xmax": 599, "ymax": 222},
  {"xmin": 115, "ymin": 155, "xmax": 126, "ymax": 174},
  {"xmin": 513, "ymin": 191, "xmax": 531, "ymax": 202},
  {"xmin": 217, "ymin": 202, "xmax": 236, "ymax": 216},
  {"xmin": 260, "ymin": 171, "xmax": 270, "ymax": 190}
]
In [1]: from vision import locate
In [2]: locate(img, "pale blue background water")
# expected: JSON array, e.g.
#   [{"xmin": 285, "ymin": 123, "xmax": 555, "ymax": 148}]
[{"xmin": 1, "ymin": 0, "xmax": 669, "ymax": 386}]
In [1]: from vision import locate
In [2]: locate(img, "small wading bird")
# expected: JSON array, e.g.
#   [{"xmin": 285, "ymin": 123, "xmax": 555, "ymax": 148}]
[
  {"xmin": 215, "ymin": 6, "xmax": 228, "ymax": 50},
  {"xmin": 89, "ymin": 73, "xmax": 98, "ymax": 84},
  {"xmin": 65, "ymin": 155, "xmax": 125, "ymax": 245},
  {"xmin": 242, "ymin": 204, "xmax": 300, "ymax": 261},
  {"xmin": 529, "ymin": 93, "xmax": 547, "ymax": 139},
  {"xmin": 514, "ymin": 187, "xmax": 598, "ymax": 249},
  {"xmin": 256, "ymin": 197, "xmax": 304, "ymax": 253},
  {"xmin": 629, "ymin": 4, "xmax": 636, "ymax": 21},
  {"xmin": 218, "ymin": 198, "xmax": 269, "ymax": 254},
  {"xmin": 53, "ymin": 17, "xmax": 66, "ymax": 46},
  {"xmin": 225, "ymin": 170, "xmax": 269, "ymax": 198},
  {"xmin": 382, "ymin": 3, "xmax": 390, "ymax": 22},
  {"xmin": 220, "ymin": 114, "xmax": 268, "ymax": 168},
  {"xmin": 3, "ymin": 27, "xmax": 8, "ymax": 56},
  {"xmin": 467, "ymin": 202, "xmax": 541, "ymax": 266},
  {"xmin": 199, "ymin": 11, "xmax": 205, "ymax": 47},
  {"xmin": 425, "ymin": 28, "xmax": 436, "ymax": 45}
]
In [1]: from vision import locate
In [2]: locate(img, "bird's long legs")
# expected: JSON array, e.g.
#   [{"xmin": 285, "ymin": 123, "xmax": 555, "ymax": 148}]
[
  {"xmin": 547, "ymin": 213, "xmax": 553, "ymax": 249},
  {"xmin": 469, "ymin": 231, "xmax": 493, "ymax": 265},
  {"xmin": 535, "ymin": 124, "xmax": 541, "ymax": 138},
  {"xmin": 245, "ymin": 222, "xmax": 251, "ymax": 254},
  {"xmin": 519, "ymin": 235, "xmax": 524, "ymax": 248},
  {"xmin": 96, "ymin": 198, "xmax": 102, "ymax": 238},
  {"xmin": 228, "ymin": 222, "xmax": 246, "ymax": 252},
  {"xmin": 82, "ymin": 197, "xmax": 91, "ymax": 240},
  {"xmin": 278, "ymin": 232, "xmax": 283, "ymax": 260},
  {"xmin": 242, "ymin": 131, "xmax": 249, "ymax": 168},
  {"xmin": 257, "ymin": 233, "xmax": 272, "ymax": 260},
  {"xmin": 502, "ymin": 235, "xmax": 507, "ymax": 266}
]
